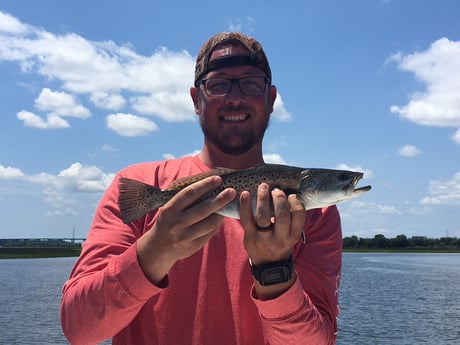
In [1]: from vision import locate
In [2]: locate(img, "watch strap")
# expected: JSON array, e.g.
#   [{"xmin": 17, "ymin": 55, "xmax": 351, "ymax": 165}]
[{"xmin": 249, "ymin": 255, "xmax": 293, "ymax": 286}]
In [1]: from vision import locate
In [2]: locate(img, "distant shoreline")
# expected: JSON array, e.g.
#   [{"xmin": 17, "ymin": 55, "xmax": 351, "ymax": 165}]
[
  {"xmin": 2, "ymin": 236, "xmax": 459, "ymax": 259},
  {"xmin": 343, "ymin": 248, "xmax": 460, "ymax": 254},
  {"xmin": 0, "ymin": 247, "xmax": 81, "ymax": 259},
  {"xmin": 1, "ymin": 246, "xmax": 459, "ymax": 259}
]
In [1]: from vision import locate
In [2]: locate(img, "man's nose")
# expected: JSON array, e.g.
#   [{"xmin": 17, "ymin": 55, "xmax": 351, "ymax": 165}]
[{"xmin": 225, "ymin": 80, "xmax": 245, "ymax": 103}]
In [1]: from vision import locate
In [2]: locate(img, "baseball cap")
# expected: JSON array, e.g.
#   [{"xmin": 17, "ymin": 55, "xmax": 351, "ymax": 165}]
[{"xmin": 194, "ymin": 32, "xmax": 272, "ymax": 86}]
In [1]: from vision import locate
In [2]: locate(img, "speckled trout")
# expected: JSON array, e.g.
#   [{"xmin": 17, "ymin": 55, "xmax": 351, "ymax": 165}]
[{"xmin": 118, "ymin": 164, "xmax": 371, "ymax": 224}]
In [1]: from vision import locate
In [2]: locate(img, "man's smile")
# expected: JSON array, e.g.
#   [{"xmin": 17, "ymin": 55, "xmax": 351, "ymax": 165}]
[{"xmin": 221, "ymin": 113, "xmax": 250, "ymax": 122}]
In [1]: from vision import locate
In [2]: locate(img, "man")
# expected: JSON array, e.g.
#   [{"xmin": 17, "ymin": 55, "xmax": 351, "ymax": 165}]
[{"xmin": 61, "ymin": 32, "xmax": 342, "ymax": 345}]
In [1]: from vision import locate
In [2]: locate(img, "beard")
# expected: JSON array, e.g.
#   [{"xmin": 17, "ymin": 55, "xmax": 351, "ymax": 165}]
[{"xmin": 199, "ymin": 111, "xmax": 270, "ymax": 155}]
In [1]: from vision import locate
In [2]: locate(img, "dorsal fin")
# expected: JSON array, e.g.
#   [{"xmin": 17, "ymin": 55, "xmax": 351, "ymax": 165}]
[{"xmin": 168, "ymin": 168, "xmax": 237, "ymax": 190}]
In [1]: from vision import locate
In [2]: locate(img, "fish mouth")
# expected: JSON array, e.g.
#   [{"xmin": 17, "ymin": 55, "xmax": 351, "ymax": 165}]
[
  {"xmin": 347, "ymin": 175, "xmax": 372, "ymax": 195},
  {"xmin": 353, "ymin": 185, "xmax": 372, "ymax": 194}
]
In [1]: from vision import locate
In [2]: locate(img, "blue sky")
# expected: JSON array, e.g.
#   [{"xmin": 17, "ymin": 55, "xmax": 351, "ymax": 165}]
[{"xmin": 1, "ymin": 0, "xmax": 459, "ymax": 240}]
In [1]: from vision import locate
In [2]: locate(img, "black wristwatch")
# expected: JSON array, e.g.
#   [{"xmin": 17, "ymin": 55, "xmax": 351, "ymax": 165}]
[{"xmin": 249, "ymin": 255, "xmax": 294, "ymax": 286}]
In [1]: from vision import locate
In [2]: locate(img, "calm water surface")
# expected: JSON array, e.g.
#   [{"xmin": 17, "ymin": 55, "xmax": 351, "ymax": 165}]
[
  {"xmin": 0, "ymin": 257, "xmax": 75, "ymax": 344},
  {"xmin": 337, "ymin": 253, "xmax": 460, "ymax": 345},
  {"xmin": 0, "ymin": 253, "xmax": 458, "ymax": 344}
]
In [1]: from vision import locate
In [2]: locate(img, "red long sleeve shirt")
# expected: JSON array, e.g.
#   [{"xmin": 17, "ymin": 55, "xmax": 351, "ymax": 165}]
[{"xmin": 61, "ymin": 155, "xmax": 342, "ymax": 345}]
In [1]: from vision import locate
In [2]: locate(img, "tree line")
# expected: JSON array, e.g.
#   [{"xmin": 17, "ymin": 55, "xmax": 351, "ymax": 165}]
[{"xmin": 343, "ymin": 234, "xmax": 460, "ymax": 250}]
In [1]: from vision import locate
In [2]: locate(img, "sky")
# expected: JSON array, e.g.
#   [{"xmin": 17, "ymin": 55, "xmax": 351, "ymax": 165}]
[{"xmin": 0, "ymin": 0, "xmax": 459, "ymax": 240}]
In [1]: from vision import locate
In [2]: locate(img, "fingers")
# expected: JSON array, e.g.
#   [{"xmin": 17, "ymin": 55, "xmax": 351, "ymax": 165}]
[
  {"xmin": 170, "ymin": 176, "xmax": 230, "ymax": 213},
  {"xmin": 193, "ymin": 184, "xmax": 237, "ymax": 217},
  {"xmin": 239, "ymin": 190, "xmax": 256, "ymax": 230},
  {"xmin": 154, "ymin": 176, "xmax": 237, "ymax": 258},
  {"xmin": 162, "ymin": 176, "xmax": 236, "ymax": 229},
  {"xmin": 254, "ymin": 183, "xmax": 273, "ymax": 229},
  {"xmin": 271, "ymin": 188, "xmax": 291, "ymax": 232},
  {"xmin": 270, "ymin": 189, "xmax": 305, "ymax": 239},
  {"xmin": 137, "ymin": 176, "xmax": 237, "ymax": 284},
  {"xmin": 287, "ymin": 194, "xmax": 306, "ymax": 238},
  {"xmin": 239, "ymin": 184, "xmax": 305, "ymax": 264}
]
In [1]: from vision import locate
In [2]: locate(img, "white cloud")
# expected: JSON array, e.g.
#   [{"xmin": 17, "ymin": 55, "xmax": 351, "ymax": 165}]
[
  {"xmin": 272, "ymin": 93, "xmax": 292, "ymax": 121},
  {"xmin": 106, "ymin": 113, "xmax": 158, "ymax": 136},
  {"xmin": 0, "ymin": 11, "xmax": 292, "ymax": 135},
  {"xmin": 90, "ymin": 91, "xmax": 126, "ymax": 110},
  {"xmin": 453, "ymin": 129, "xmax": 460, "ymax": 144},
  {"xmin": 227, "ymin": 17, "xmax": 256, "ymax": 33},
  {"xmin": 56, "ymin": 163, "xmax": 114, "ymax": 192},
  {"xmin": 0, "ymin": 162, "xmax": 115, "ymax": 216},
  {"xmin": 0, "ymin": 11, "xmax": 28, "ymax": 34},
  {"xmin": 16, "ymin": 110, "xmax": 70, "ymax": 129},
  {"xmin": 398, "ymin": 144, "xmax": 422, "ymax": 157},
  {"xmin": 35, "ymin": 88, "xmax": 90, "ymax": 118},
  {"xmin": 0, "ymin": 16, "xmax": 194, "ymax": 117},
  {"xmin": 420, "ymin": 171, "xmax": 460, "ymax": 206},
  {"xmin": 0, "ymin": 165, "xmax": 25, "ymax": 179},
  {"xmin": 18, "ymin": 162, "xmax": 114, "ymax": 193},
  {"xmin": 390, "ymin": 38, "xmax": 460, "ymax": 129},
  {"xmin": 16, "ymin": 88, "xmax": 90, "ymax": 129},
  {"xmin": 263, "ymin": 153, "xmax": 286, "ymax": 164},
  {"xmin": 346, "ymin": 200, "xmax": 402, "ymax": 215},
  {"xmin": 131, "ymin": 91, "xmax": 194, "ymax": 122}
]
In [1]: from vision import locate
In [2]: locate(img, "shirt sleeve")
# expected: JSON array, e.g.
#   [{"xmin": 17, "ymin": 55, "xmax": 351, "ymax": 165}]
[
  {"xmin": 60, "ymin": 172, "xmax": 163, "ymax": 345},
  {"xmin": 251, "ymin": 206, "xmax": 342, "ymax": 345}
]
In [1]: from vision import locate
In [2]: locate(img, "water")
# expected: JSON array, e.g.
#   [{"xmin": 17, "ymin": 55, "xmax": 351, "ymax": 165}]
[
  {"xmin": 0, "ymin": 257, "xmax": 75, "ymax": 344},
  {"xmin": 0, "ymin": 254, "xmax": 458, "ymax": 344},
  {"xmin": 337, "ymin": 253, "xmax": 460, "ymax": 345}
]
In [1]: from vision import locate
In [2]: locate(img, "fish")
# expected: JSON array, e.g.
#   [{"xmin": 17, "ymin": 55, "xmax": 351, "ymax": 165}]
[{"xmin": 118, "ymin": 164, "xmax": 371, "ymax": 224}]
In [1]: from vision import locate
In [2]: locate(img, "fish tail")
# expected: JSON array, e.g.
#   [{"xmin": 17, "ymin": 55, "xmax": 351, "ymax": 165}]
[{"xmin": 118, "ymin": 178, "xmax": 165, "ymax": 224}]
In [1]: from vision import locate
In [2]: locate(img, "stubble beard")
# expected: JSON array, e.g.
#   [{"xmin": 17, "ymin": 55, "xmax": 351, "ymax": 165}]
[{"xmin": 200, "ymin": 116, "xmax": 270, "ymax": 155}]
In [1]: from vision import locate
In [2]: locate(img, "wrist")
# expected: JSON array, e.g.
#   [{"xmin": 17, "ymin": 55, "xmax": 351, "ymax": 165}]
[
  {"xmin": 249, "ymin": 254, "xmax": 294, "ymax": 286},
  {"xmin": 252, "ymin": 270, "xmax": 297, "ymax": 301},
  {"xmin": 136, "ymin": 235, "xmax": 176, "ymax": 286}
]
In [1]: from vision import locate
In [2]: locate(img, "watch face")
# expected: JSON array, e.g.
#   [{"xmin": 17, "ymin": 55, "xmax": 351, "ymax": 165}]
[{"xmin": 261, "ymin": 266, "xmax": 290, "ymax": 286}]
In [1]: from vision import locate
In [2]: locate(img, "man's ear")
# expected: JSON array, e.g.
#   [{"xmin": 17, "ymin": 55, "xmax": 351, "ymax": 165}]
[
  {"xmin": 190, "ymin": 87, "xmax": 201, "ymax": 115},
  {"xmin": 269, "ymin": 85, "xmax": 277, "ymax": 114}
]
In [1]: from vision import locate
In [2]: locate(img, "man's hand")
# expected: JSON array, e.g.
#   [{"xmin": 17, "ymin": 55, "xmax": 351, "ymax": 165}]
[
  {"xmin": 239, "ymin": 183, "xmax": 306, "ymax": 299},
  {"xmin": 136, "ymin": 176, "xmax": 237, "ymax": 285}
]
